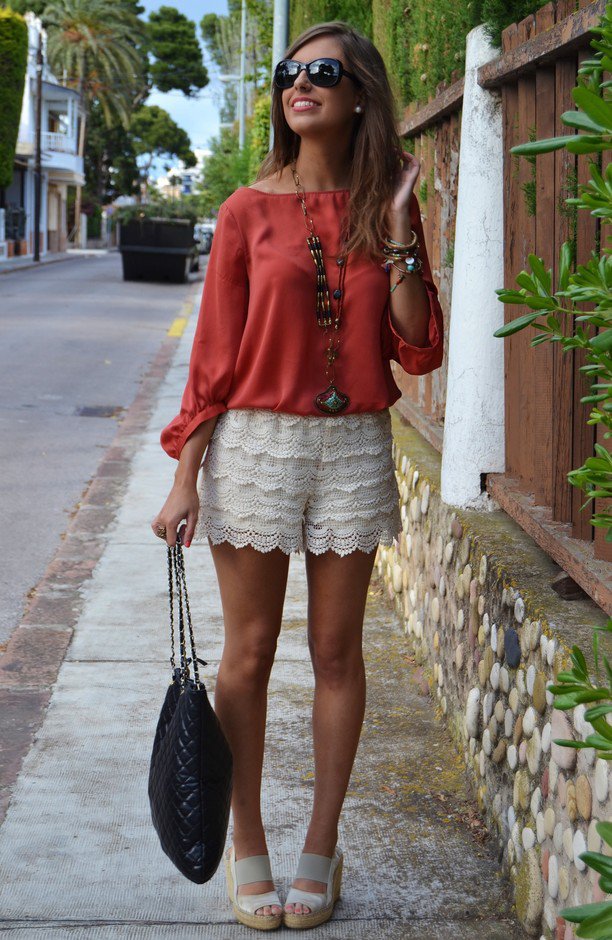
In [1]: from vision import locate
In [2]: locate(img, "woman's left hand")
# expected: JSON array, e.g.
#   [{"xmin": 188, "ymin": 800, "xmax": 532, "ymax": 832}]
[{"xmin": 391, "ymin": 150, "xmax": 421, "ymax": 213}]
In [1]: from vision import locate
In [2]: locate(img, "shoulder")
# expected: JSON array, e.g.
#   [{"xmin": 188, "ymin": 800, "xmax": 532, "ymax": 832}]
[{"xmin": 218, "ymin": 185, "xmax": 267, "ymax": 220}]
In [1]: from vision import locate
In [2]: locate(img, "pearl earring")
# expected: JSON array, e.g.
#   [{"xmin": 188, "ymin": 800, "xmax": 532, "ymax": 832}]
[{"xmin": 354, "ymin": 105, "xmax": 362, "ymax": 113}]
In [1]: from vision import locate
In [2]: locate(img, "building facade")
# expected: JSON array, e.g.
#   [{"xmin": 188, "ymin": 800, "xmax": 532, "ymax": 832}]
[{"xmin": 0, "ymin": 13, "xmax": 83, "ymax": 262}]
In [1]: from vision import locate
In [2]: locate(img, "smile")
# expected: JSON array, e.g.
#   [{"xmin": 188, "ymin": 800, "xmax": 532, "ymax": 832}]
[{"xmin": 292, "ymin": 101, "xmax": 321, "ymax": 110}]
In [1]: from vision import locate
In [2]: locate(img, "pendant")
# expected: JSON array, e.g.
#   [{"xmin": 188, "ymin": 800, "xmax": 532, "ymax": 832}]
[{"xmin": 314, "ymin": 384, "xmax": 350, "ymax": 414}]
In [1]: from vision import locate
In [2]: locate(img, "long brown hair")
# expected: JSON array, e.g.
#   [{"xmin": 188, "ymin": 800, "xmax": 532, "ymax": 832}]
[{"xmin": 255, "ymin": 21, "xmax": 404, "ymax": 263}]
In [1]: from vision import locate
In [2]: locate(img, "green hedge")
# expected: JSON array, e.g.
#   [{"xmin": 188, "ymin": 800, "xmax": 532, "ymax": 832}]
[
  {"xmin": 289, "ymin": 0, "xmax": 565, "ymax": 108},
  {"xmin": 248, "ymin": 91, "xmax": 272, "ymax": 181},
  {"xmin": 0, "ymin": 8, "xmax": 27, "ymax": 190},
  {"xmin": 291, "ymin": 0, "xmax": 371, "ymax": 43}
]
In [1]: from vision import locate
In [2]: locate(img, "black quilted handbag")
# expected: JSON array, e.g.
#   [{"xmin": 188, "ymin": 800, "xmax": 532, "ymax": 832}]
[{"xmin": 148, "ymin": 540, "xmax": 233, "ymax": 883}]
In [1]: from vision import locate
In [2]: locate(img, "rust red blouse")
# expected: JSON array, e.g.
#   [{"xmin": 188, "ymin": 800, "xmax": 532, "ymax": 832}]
[{"xmin": 161, "ymin": 185, "xmax": 444, "ymax": 460}]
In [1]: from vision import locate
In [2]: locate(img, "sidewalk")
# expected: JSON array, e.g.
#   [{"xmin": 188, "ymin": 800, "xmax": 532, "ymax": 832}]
[
  {"xmin": 0, "ymin": 248, "xmax": 109, "ymax": 275},
  {"xmin": 0, "ymin": 310, "xmax": 527, "ymax": 938}
]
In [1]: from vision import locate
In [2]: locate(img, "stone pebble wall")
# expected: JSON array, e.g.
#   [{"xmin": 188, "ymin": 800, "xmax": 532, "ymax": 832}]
[{"xmin": 374, "ymin": 432, "xmax": 612, "ymax": 939}]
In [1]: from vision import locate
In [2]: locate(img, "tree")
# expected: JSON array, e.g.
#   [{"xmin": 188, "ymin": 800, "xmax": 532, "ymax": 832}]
[
  {"xmin": 84, "ymin": 101, "xmax": 139, "ymax": 204},
  {"xmin": 201, "ymin": 0, "xmax": 272, "ymax": 126},
  {"xmin": 44, "ymin": 0, "xmax": 145, "ymax": 126},
  {"xmin": 197, "ymin": 125, "xmax": 251, "ymax": 216},
  {"xmin": 43, "ymin": 0, "xmax": 145, "ymax": 238},
  {"xmin": 148, "ymin": 6, "xmax": 209, "ymax": 97},
  {"xmin": 0, "ymin": 8, "xmax": 28, "ymax": 191},
  {"xmin": 129, "ymin": 104, "xmax": 195, "ymax": 196}
]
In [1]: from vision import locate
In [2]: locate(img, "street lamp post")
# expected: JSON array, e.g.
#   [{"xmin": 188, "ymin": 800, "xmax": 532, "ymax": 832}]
[
  {"xmin": 33, "ymin": 30, "xmax": 43, "ymax": 262},
  {"xmin": 238, "ymin": 0, "xmax": 246, "ymax": 149},
  {"xmin": 218, "ymin": 73, "xmax": 240, "ymax": 140},
  {"xmin": 269, "ymin": 0, "xmax": 289, "ymax": 149}
]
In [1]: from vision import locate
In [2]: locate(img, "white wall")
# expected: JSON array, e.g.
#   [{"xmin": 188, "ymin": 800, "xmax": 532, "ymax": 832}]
[{"xmin": 440, "ymin": 24, "xmax": 506, "ymax": 510}]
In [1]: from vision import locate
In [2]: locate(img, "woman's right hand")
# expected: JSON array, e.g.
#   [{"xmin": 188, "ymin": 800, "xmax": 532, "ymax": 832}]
[{"xmin": 151, "ymin": 481, "xmax": 200, "ymax": 548}]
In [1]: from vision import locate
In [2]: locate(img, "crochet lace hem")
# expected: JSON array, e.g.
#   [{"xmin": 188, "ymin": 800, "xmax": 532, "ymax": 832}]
[{"xmin": 193, "ymin": 517, "xmax": 398, "ymax": 557}]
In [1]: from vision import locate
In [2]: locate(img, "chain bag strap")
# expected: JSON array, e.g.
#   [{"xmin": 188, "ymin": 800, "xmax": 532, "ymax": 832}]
[
  {"xmin": 149, "ymin": 536, "xmax": 233, "ymax": 884},
  {"xmin": 167, "ymin": 538, "xmax": 207, "ymax": 688}
]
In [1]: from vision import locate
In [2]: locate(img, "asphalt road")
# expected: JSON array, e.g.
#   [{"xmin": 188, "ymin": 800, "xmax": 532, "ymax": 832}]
[{"xmin": 0, "ymin": 252, "xmax": 204, "ymax": 646}]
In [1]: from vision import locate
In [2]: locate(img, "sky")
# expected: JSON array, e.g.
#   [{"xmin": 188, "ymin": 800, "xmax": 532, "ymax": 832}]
[{"xmin": 140, "ymin": 0, "xmax": 228, "ymax": 156}]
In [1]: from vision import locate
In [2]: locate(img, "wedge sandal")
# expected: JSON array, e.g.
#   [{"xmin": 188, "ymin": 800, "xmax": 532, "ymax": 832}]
[
  {"xmin": 283, "ymin": 846, "xmax": 343, "ymax": 929},
  {"xmin": 224, "ymin": 845, "xmax": 282, "ymax": 930}
]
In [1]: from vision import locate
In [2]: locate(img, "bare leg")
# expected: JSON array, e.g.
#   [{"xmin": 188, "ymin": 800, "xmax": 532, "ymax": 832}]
[
  {"xmin": 210, "ymin": 540, "xmax": 291, "ymax": 917},
  {"xmin": 284, "ymin": 546, "xmax": 377, "ymax": 915}
]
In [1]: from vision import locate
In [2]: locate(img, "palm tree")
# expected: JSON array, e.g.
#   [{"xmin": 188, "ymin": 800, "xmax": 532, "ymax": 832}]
[{"xmin": 42, "ymin": 0, "xmax": 145, "ymax": 241}]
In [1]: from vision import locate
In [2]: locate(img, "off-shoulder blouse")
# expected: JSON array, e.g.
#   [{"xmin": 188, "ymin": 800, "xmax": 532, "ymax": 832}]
[{"xmin": 160, "ymin": 185, "xmax": 444, "ymax": 460}]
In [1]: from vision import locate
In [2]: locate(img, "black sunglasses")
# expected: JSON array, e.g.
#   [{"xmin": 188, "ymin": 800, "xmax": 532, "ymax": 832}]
[{"xmin": 274, "ymin": 57, "xmax": 359, "ymax": 89}]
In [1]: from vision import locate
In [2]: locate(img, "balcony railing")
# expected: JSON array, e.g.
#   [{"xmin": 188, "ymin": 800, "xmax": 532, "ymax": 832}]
[
  {"xmin": 16, "ymin": 131, "xmax": 78, "ymax": 156},
  {"xmin": 42, "ymin": 132, "xmax": 77, "ymax": 154}
]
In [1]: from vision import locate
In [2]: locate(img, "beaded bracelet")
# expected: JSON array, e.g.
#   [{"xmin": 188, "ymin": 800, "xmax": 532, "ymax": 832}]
[
  {"xmin": 384, "ymin": 256, "xmax": 424, "ymax": 293},
  {"xmin": 381, "ymin": 230, "xmax": 423, "ymax": 292}
]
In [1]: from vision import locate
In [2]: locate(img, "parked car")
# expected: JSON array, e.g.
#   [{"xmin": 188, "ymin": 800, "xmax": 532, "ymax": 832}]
[{"xmin": 194, "ymin": 222, "xmax": 215, "ymax": 255}]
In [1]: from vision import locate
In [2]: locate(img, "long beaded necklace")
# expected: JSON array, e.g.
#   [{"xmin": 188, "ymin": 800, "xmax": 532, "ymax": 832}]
[{"xmin": 291, "ymin": 163, "xmax": 350, "ymax": 415}]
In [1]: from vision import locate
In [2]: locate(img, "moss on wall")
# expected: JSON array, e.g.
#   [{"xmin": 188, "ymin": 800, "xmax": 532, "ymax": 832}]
[{"xmin": 288, "ymin": 0, "xmax": 559, "ymax": 110}]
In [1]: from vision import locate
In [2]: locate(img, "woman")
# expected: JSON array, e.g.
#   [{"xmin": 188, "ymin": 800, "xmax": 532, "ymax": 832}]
[{"xmin": 152, "ymin": 19, "xmax": 444, "ymax": 932}]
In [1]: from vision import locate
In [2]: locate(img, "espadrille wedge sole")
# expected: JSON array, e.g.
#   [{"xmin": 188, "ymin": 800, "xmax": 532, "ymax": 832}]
[
  {"xmin": 283, "ymin": 847, "xmax": 343, "ymax": 929},
  {"xmin": 224, "ymin": 845, "xmax": 282, "ymax": 931}
]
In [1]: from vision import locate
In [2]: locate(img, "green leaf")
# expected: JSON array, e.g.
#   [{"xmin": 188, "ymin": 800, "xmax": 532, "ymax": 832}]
[
  {"xmin": 528, "ymin": 253, "xmax": 552, "ymax": 293},
  {"xmin": 559, "ymin": 242, "xmax": 573, "ymax": 291},
  {"xmin": 561, "ymin": 109, "xmax": 606, "ymax": 133},
  {"xmin": 525, "ymin": 296, "xmax": 555, "ymax": 310},
  {"xmin": 575, "ymin": 905, "xmax": 612, "ymax": 938},
  {"xmin": 598, "ymin": 875, "xmax": 612, "ymax": 894},
  {"xmin": 560, "ymin": 901, "xmax": 612, "ymax": 924},
  {"xmin": 556, "ymin": 671, "xmax": 586, "ymax": 683},
  {"xmin": 591, "ymin": 330, "xmax": 612, "ymax": 353},
  {"xmin": 572, "ymin": 645, "xmax": 589, "ymax": 679},
  {"xmin": 585, "ymin": 732, "xmax": 612, "ymax": 750},
  {"xmin": 493, "ymin": 313, "xmax": 541, "ymax": 337},
  {"xmin": 509, "ymin": 135, "xmax": 578, "ymax": 155},
  {"xmin": 566, "ymin": 690, "xmax": 610, "ymax": 706},
  {"xmin": 585, "ymin": 704, "xmax": 612, "ymax": 721},
  {"xmin": 596, "ymin": 821, "xmax": 612, "ymax": 846},
  {"xmin": 567, "ymin": 137, "xmax": 611, "ymax": 155},
  {"xmin": 577, "ymin": 850, "xmax": 612, "ymax": 878},
  {"xmin": 495, "ymin": 290, "xmax": 529, "ymax": 304},
  {"xmin": 553, "ymin": 693, "xmax": 584, "ymax": 709},
  {"xmin": 531, "ymin": 333, "xmax": 550, "ymax": 346},
  {"xmin": 552, "ymin": 739, "xmax": 594, "ymax": 749},
  {"xmin": 572, "ymin": 85, "xmax": 612, "ymax": 131}
]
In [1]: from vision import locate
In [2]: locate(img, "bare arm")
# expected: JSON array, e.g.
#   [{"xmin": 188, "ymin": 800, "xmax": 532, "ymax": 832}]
[
  {"xmin": 386, "ymin": 206, "xmax": 431, "ymax": 348},
  {"xmin": 151, "ymin": 415, "xmax": 220, "ymax": 547}
]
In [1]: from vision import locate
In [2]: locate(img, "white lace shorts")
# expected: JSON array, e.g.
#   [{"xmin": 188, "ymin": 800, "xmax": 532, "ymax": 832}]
[{"xmin": 193, "ymin": 407, "xmax": 401, "ymax": 556}]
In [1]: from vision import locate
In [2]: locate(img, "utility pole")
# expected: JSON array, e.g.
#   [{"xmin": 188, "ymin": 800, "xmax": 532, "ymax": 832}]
[
  {"xmin": 238, "ymin": 0, "xmax": 246, "ymax": 149},
  {"xmin": 269, "ymin": 0, "xmax": 289, "ymax": 149},
  {"xmin": 33, "ymin": 28, "xmax": 43, "ymax": 262}
]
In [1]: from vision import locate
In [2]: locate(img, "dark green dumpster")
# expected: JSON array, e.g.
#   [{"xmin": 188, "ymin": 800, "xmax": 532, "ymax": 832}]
[{"xmin": 119, "ymin": 217, "xmax": 199, "ymax": 283}]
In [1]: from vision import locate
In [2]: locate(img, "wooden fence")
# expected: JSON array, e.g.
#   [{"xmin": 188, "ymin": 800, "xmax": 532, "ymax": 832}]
[
  {"xmin": 395, "ymin": 0, "xmax": 612, "ymax": 607},
  {"xmin": 391, "ymin": 76, "xmax": 463, "ymax": 453}
]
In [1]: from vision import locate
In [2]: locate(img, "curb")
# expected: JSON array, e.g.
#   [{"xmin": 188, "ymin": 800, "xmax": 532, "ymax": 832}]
[
  {"xmin": 0, "ymin": 286, "xmax": 198, "ymax": 826},
  {"xmin": 0, "ymin": 252, "xmax": 81, "ymax": 276}
]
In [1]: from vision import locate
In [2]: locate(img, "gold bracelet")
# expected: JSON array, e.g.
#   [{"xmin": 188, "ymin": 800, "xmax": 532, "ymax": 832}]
[{"xmin": 382, "ymin": 229, "xmax": 418, "ymax": 251}]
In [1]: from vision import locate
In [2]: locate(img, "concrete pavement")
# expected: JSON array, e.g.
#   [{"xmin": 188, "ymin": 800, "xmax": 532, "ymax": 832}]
[
  {"xmin": 0, "ymin": 308, "xmax": 527, "ymax": 938},
  {"xmin": 0, "ymin": 247, "xmax": 109, "ymax": 275},
  {"xmin": 0, "ymin": 251, "xmax": 201, "ymax": 646}
]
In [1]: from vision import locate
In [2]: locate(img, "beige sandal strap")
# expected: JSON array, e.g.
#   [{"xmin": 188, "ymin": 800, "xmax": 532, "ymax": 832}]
[
  {"xmin": 235, "ymin": 853, "xmax": 273, "ymax": 886},
  {"xmin": 236, "ymin": 890, "xmax": 280, "ymax": 914},
  {"xmin": 295, "ymin": 852, "xmax": 333, "ymax": 883}
]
